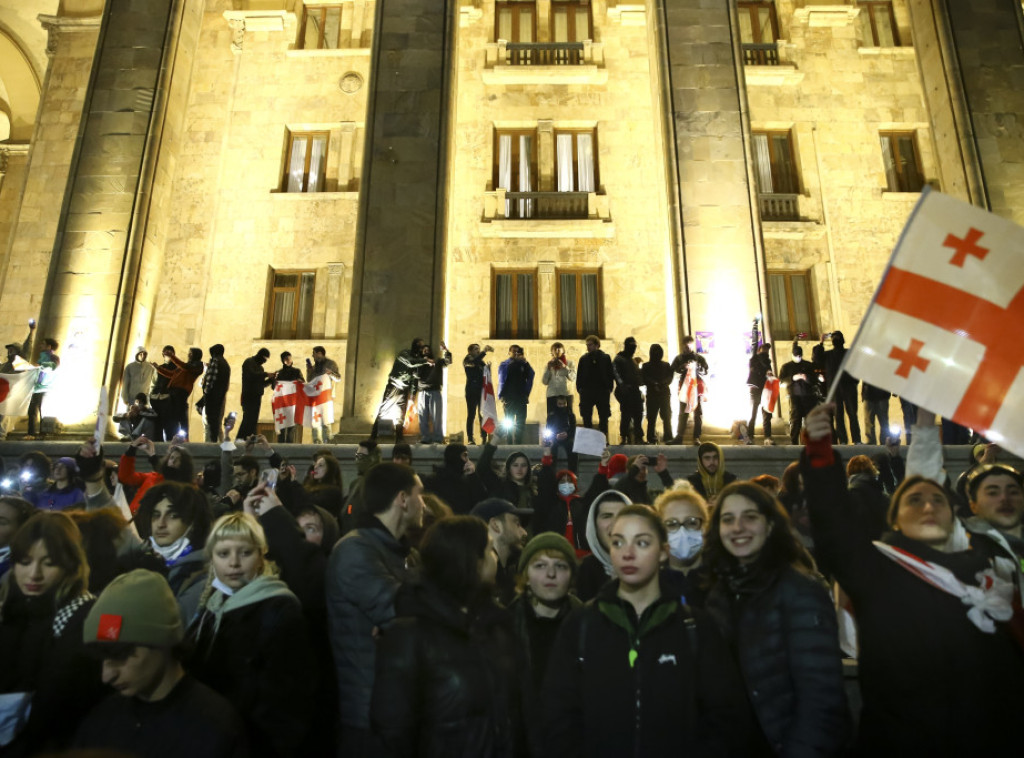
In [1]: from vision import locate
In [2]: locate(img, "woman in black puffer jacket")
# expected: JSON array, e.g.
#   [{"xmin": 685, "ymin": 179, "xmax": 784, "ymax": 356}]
[
  {"xmin": 704, "ymin": 481, "xmax": 850, "ymax": 758},
  {"xmin": 371, "ymin": 516, "xmax": 526, "ymax": 758}
]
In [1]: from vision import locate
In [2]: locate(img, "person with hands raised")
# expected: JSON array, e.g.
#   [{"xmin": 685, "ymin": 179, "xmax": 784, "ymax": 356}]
[
  {"xmin": 801, "ymin": 403, "xmax": 1024, "ymax": 756},
  {"xmin": 119, "ymin": 436, "xmax": 195, "ymax": 515}
]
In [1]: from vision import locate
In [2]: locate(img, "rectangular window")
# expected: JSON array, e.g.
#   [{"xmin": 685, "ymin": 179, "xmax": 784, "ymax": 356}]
[
  {"xmin": 265, "ymin": 270, "xmax": 316, "ymax": 340},
  {"xmin": 495, "ymin": 129, "xmax": 537, "ymax": 218},
  {"xmin": 493, "ymin": 270, "xmax": 537, "ymax": 339},
  {"xmin": 300, "ymin": 5, "xmax": 343, "ymax": 50},
  {"xmin": 554, "ymin": 130, "xmax": 597, "ymax": 193},
  {"xmin": 858, "ymin": 1, "xmax": 900, "ymax": 47},
  {"xmin": 284, "ymin": 131, "xmax": 329, "ymax": 193},
  {"xmin": 738, "ymin": 1, "xmax": 779, "ymax": 64},
  {"xmin": 751, "ymin": 131, "xmax": 798, "ymax": 194},
  {"xmin": 880, "ymin": 132, "xmax": 924, "ymax": 192},
  {"xmin": 551, "ymin": 1, "xmax": 592, "ymax": 43},
  {"xmin": 558, "ymin": 270, "xmax": 601, "ymax": 339},
  {"xmin": 496, "ymin": 1, "xmax": 536, "ymax": 42},
  {"xmin": 767, "ymin": 271, "xmax": 816, "ymax": 341}
]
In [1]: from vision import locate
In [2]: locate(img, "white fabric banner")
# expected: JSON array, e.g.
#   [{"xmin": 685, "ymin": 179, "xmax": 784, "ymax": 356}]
[{"xmin": 0, "ymin": 370, "xmax": 39, "ymax": 415}]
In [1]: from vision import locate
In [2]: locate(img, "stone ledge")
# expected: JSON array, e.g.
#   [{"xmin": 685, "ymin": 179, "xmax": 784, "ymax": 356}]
[
  {"xmin": 479, "ymin": 219, "xmax": 616, "ymax": 239},
  {"xmin": 481, "ymin": 65, "xmax": 608, "ymax": 86},
  {"xmin": 744, "ymin": 65, "xmax": 805, "ymax": 87},
  {"xmin": 762, "ymin": 220, "xmax": 827, "ymax": 240},
  {"xmin": 268, "ymin": 191, "xmax": 360, "ymax": 200},
  {"xmin": 857, "ymin": 46, "xmax": 917, "ymax": 59},
  {"xmin": 286, "ymin": 48, "xmax": 372, "ymax": 59}
]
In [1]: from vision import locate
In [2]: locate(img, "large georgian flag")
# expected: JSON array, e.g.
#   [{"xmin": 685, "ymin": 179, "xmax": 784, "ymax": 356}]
[
  {"xmin": 840, "ymin": 189, "xmax": 1024, "ymax": 457},
  {"xmin": 271, "ymin": 380, "xmax": 303, "ymax": 432},
  {"xmin": 0, "ymin": 369, "xmax": 39, "ymax": 415},
  {"xmin": 302, "ymin": 374, "xmax": 335, "ymax": 429},
  {"xmin": 481, "ymin": 365, "xmax": 498, "ymax": 435}
]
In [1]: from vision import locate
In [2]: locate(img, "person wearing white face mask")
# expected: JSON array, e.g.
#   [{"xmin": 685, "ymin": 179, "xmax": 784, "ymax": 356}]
[
  {"xmin": 655, "ymin": 484, "xmax": 712, "ymax": 608},
  {"xmin": 778, "ymin": 343, "xmax": 818, "ymax": 444},
  {"xmin": 534, "ymin": 448, "xmax": 592, "ymax": 558}
]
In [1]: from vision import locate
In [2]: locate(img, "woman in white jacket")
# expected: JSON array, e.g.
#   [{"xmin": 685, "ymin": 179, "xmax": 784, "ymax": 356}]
[{"xmin": 542, "ymin": 342, "xmax": 576, "ymax": 414}]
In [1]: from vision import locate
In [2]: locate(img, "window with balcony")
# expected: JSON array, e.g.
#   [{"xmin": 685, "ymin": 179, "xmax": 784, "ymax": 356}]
[
  {"xmin": 858, "ymin": 1, "xmax": 900, "ymax": 47},
  {"xmin": 767, "ymin": 270, "xmax": 816, "ymax": 341},
  {"xmin": 300, "ymin": 5, "xmax": 343, "ymax": 49},
  {"xmin": 265, "ymin": 270, "xmax": 316, "ymax": 339},
  {"xmin": 738, "ymin": 1, "xmax": 779, "ymax": 65},
  {"xmin": 752, "ymin": 131, "xmax": 799, "ymax": 220},
  {"xmin": 495, "ymin": 130, "xmax": 537, "ymax": 219},
  {"xmin": 496, "ymin": 1, "xmax": 536, "ymax": 42},
  {"xmin": 558, "ymin": 269, "xmax": 601, "ymax": 339},
  {"xmin": 283, "ymin": 130, "xmax": 328, "ymax": 193},
  {"xmin": 552, "ymin": 1, "xmax": 592, "ymax": 42},
  {"xmin": 493, "ymin": 270, "xmax": 537, "ymax": 339},
  {"xmin": 880, "ymin": 132, "xmax": 924, "ymax": 192}
]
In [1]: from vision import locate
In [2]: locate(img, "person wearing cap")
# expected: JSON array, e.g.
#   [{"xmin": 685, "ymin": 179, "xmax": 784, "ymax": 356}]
[
  {"xmin": 200, "ymin": 344, "xmax": 231, "ymax": 443},
  {"xmin": 74, "ymin": 570, "xmax": 248, "ymax": 758},
  {"xmin": 963, "ymin": 463, "xmax": 1024, "ymax": 561},
  {"xmin": 779, "ymin": 342, "xmax": 816, "ymax": 445},
  {"xmin": 471, "ymin": 497, "xmax": 528, "ymax": 606},
  {"xmin": 238, "ymin": 348, "xmax": 276, "ymax": 440},
  {"xmin": 25, "ymin": 456, "xmax": 86, "ymax": 512},
  {"xmin": 508, "ymin": 533, "xmax": 581, "ymax": 693},
  {"xmin": 0, "ymin": 323, "xmax": 34, "ymax": 440},
  {"xmin": 687, "ymin": 441, "xmax": 737, "ymax": 503}
]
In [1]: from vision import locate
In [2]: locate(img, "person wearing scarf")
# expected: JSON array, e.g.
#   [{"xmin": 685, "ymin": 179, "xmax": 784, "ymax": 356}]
[
  {"xmin": 687, "ymin": 441, "xmax": 737, "ymax": 502},
  {"xmin": 134, "ymin": 483, "xmax": 212, "ymax": 602},
  {"xmin": 801, "ymin": 403, "xmax": 1024, "ymax": 757},
  {"xmin": 542, "ymin": 342, "xmax": 577, "ymax": 414},
  {"xmin": 185, "ymin": 512, "xmax": 314, "ymax": 758}
]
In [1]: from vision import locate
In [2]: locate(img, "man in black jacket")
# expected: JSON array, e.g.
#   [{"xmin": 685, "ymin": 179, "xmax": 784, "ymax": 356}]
[
  {"xmin": 819, "ymin": 330, "xmax": 861, "ymax": 444},
  {"xmin": 779, "ymin": 344, "xmax": 815, "ymax": 444},
  {"xmin": 238, "ymin": 348, "xmax": 275, "ymax": 439},
  {"xmin": 746, "ymin": 329, "xmax": 775, "ymax": 445},
  {"xmin": 275, "ymin": 352, "xmax": 304, "ymax": 443},
  {"xmin": 640, "ymin": 343, "xmax": 673, "ymax": 444},
  {"xmin": 370, "ymin": 338, "xmax": 432, "ymax": 443},
  {"xmin": 200, "ymin": 344, "xmax": 230, "ymax": 443},
  {"xmin": 463, "ymin": 343, "xmax": 493, "ymax": 445},
  {"xmin": 612, "ymin": 337, "xmax": 644, "ymax": 445},
  {"xmin": 576, "ymin": 334, "xmax": 614, "ymax": 437},
  {"xmin": 861, "ymin": 381, "xmax": 892, "ymax": 445},
  {"xmin": 670, "ymin": 336, "xmax": 708, "ymax": 444}
]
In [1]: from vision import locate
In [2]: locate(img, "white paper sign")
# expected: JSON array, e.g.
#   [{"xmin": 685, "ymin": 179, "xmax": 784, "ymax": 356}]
[{"xmin": 572, "ymin": 427, "xmax": 607, "ymax": 457}]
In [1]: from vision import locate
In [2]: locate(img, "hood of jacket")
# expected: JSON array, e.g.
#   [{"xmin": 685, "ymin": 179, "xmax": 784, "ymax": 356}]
[
  {"xmin": 649, "ymin": 343, "xmax": 664, "ymax": 362},
  {"xmin": 202, "ymin": 574, "xmax": 297, "ymax": 636},
  {"xmin": 585, "ymin": 489, "xmax": 633, "ymax": 577}
]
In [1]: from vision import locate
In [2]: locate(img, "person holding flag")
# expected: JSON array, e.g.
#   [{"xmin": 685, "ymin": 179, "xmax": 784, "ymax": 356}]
[
  {"xmin": 0, "ymin": 319, "xmax": 36, "ymax": 440},
  {"xmin": 463, "ymin": 343, "xmax": 493, "ymax": 445},
  {"xmin": 273, "ymin": 352, "xmax": 303, "ymax": 443},
  {"xmin": 745, "ymin": 317, "xmax": 775, "ymax": 446},
  {"xmin": 306, "ymin": 346, "xmax": 340, "ymax": 444},
  {"xmin": 670, "ymin": 335, "xmax": 707, "ymax": 445}
]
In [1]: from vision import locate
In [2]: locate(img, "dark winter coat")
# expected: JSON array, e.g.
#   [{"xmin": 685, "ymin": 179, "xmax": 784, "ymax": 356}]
[
  {"xmin": 74, "ymin": 675, "xmax": 249, "ymax": 758},
  {"xmin": 779, "ymin": 359, "xmax": 815, "ymax": 398},
  {"xmin": 639, "ymin": 346, "xmax": 673, "ymax": 397},
  {"xmin": 706, "ymin": 564, "xmax": 850, "ymax": 757},
  {"xmin": 423, "ymin": 464, "xmax": 490, "ymax": 515},
  {"xmin": 477, "ymin": 444, "xmax": 534, "ymax": 512},
  {"xmin": 541, "ymin": 579, "xmax": 758, "ymax": 758},
  {"xmin": 612, "ymin": 349, "xmax": 641, "ymax": 390},
  {"xmin": 747, "ymin": 351, "xmax": 773, "ymax": 388},
  {"xmin": 670, "ymin": 349, "xmax": 708, "ymax": 381},
  {"xmin": 533, "ymin": 460, "xmax": 588, "ymax": 553},
  {"xmin": 803, "ymin": 457, "xmax": 1024, "ymax": 756},
  {"xmin": 240, "ymin": 356, "xmax": 273, "ymax": 402},
  {"xmin": 186, "ymin": 578, "xmax": 315, "ymax": 758},
  {"xmin": 371, "ymin": 581, "xmax": 527, "ymax": 758},
  {"xmin": 575, "ymin": 348, "xmax": 614, "ymax": 397}
]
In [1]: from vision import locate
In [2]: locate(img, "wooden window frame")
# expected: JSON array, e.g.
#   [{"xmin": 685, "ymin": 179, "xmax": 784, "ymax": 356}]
[
  {"xmin": 553, "ymin": 128, "xmax": 599, "ymax": 192},
  {"xmin": 737, "ymin": 1, "xmax": 779, "ymax": 44},
  {"xmin": 858, "ymin": 1, "xmax": 900, "ymax": 47},
  {"xmin": 880, "ymin": 131, "xmax": 924, "ymax": 192},
  {"xmin": 264, "ymin": 269, "xmax": 317, "ymax": 340},
  {"xmin": 299, "ymin": 5, "xmax": 342, "ymax": 50},
  {"xmin": 493, "ymin": 128, "xmax": 538, "ymax": 192},
  {"xmin": 751, "ymin": 129, "xmax": 799, "ymax": 194},
  {"xmin": 550, "ymin": 0, "xmax": 593, "ymax": 42},
  {"xmin": 495, "ymin": 1, "xmax": 538, "ymax": 43},
  {"xmin": 283, "ymin": 130, "xmax": 330, "ymax": 193},
  {"xmin": 492, "ymin": 269, "xmax": 538, "ymax": 340},
  {"xmin": 766, "ymin": 270, "xmax": 817, "ymax": 342},
  {"xmin": 557, "ymin": 268, "xmax": 602, "ymax": 340}
]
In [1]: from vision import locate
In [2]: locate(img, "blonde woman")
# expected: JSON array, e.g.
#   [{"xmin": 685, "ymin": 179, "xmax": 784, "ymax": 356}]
[
  {"xmin": 186, "ymin": 512, "xmax": 315, "ymax": 757},
  {"xmin": 653, "ymin": 484, "xmax": 712, "ymax": 608}
]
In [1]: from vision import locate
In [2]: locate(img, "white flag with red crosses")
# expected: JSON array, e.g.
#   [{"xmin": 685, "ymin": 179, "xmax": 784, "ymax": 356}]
[{"xmin": 841, "ymin": 189, "xmax": 1024, "ymax": 457}]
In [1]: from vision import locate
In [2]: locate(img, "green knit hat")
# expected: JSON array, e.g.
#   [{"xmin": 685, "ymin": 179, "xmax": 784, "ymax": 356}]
[
  {"xmin": 518, "ymin": 532, "xmax": 577, "ymax": 574},
  {"xmin": 84, "ymin": 569, "xmax": 184, "ymax": 648}
]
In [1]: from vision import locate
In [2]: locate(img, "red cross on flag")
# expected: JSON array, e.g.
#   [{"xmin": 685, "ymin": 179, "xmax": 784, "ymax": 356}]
[
  {"xmin": 840, "ymin": 189, "xmax": 1024, "ymax": 457},
  {"xmin": 301, "ymin": 375, "xmax": 335, "ymax": 428},
  {"xmin": 271, "ymin": 380, "xmax": 303, "ymax": 432},
  {"xmin": 481, "ymin": 364, "xmax": 498, "ymax": 435}
]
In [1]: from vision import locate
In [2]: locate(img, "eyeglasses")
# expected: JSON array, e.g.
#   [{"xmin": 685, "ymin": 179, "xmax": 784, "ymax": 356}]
[{"xmin": 664, "ymin": 516, "xmax": 704, "ymax": 533}]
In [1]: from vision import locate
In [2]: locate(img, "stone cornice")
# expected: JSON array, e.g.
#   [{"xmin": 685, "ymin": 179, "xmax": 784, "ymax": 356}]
[{"xmin": 38, "ymin": 13, "xmax": 102, "ymax": 56}]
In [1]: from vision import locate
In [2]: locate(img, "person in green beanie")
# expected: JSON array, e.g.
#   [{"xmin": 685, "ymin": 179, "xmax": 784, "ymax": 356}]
[{"xmin": 74, "ymin": 569, "xmax": 247, "ymax": 758}]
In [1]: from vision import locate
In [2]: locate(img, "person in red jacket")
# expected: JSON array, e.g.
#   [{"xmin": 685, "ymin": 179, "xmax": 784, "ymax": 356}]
[
  {"xmin": 155, "ymin": 347, "xmax": 204, "ymax": 439},
  {"xmin": 118, "ymin": 437, "xmax": 195, "ymax": 514}
]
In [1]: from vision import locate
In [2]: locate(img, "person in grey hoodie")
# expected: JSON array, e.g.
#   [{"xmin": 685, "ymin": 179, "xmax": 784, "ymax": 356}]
[{"xmin": 575, "ymin": 489, "xmax": 632, "ymax": 602}]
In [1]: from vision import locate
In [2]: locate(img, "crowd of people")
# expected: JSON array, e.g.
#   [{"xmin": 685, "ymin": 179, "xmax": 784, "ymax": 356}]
[{"xmin": 0, "ymin": 392, "xmax": 1020, "ymax": 757}]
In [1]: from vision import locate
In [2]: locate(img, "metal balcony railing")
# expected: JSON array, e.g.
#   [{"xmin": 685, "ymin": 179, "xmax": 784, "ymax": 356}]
[
  {"xmin": 506, "ymin": 42, "xmax": 585, "ymax": 66},
  {"xmin": 758, "ymin": 193, "xmax": 800, "ymax": 221},
  {"xmin": 742, "ymin": 42, "xmax": 780, "ymax": 66},
  {"xmin": 505, "ymin": 192, "xmax": 589, "ymax": 220}
]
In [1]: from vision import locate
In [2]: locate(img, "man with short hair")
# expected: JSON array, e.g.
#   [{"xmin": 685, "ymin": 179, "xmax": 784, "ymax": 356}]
[
  {"xmin": 498, "ymin": 345, "xmax": 534, "ymax": 445},
  {"xmin": 463, "ymin": 343, "xmax": 493, "ymax": 445},
  {"xmin": 964, "ymin": 464, "xmax": 1024, "ymax": 559},
  {"xmin": 576, "ymin": 335, "xmax": 614, "ymax": 437},
  {"xmin": 25, "ymin": 337, "xmax": 59, "ymax": 440},
  {"xmin": 74, "ymin": 570, "xmax": 247, "ymax": 758},
  {"xmin": 327, "ymin": 462, "xmax": 423, "ymax": 756},
  {"xmin": 687, "ymin": 441, "xmax": 737, "ymax": 501},
  {"xmin": 275, "ymin": 352, "xmax": 304, "ymax": 444},
  {"xmin": 612, "ymin": 337, "xmax": 644, "ymax": 445},
  {"xmin": 471, "ymin": 497, "xmax": 528, "ymax": 605},
  {"xmin": 216, "ymin": 454, "xmax": 261, "ymax": 513},
  {"xmin": 391, "ymin": 442, "xmax": 413, "ymax": 467},
  {"xmin": 341, "ymin": 439, "xmax": 381, "ymax": 534},
  {"xmin": 239, "ymin": 348, "xmax": 275, "ymax": 439},
  {"xmin": 670, "ymin": 335, "xmax": 708, "ymax": 445},
  {"xmin": 200, "ymin": 344, "xmax": 230, "ymax": 443},
  {"xmin": 779, "ymin": 343, "xmax": 815, "ymax": 445},
  {"xmin": 306, "ymin": 346, "xmax": 340, "ymax": 443},
  {"xmin": 370, "ymin": 338, "xmax": 432, "ymax": 444},
  {"xmin": 416, "ymin": 342, "xmax": 452, "ymax": 444}
]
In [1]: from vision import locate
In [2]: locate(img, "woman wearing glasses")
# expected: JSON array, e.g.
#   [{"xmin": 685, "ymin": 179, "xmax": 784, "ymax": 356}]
[{"xmin": 654, "ymin": 484, "xmax": 712, "ymax": 608}]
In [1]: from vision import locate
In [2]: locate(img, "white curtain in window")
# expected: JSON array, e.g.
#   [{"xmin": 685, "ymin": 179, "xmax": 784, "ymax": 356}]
[
  {"xmin": 307, "ymin": 135, "xmax": 327, "ymax": 193},
  {"xmin": 520, "ymin": 9, "xmax": 534, "ymax": 42},
  {"xmin": 790, "ymin": 274, "xmax": 811, "ymax": 335},
  {"xmin": 499, "ymin": 134, "xmax": 512, "ymax": 215},
  {"xmin": 575, "ymin": 7, "xmax": 590, "ymax": 40},
  {"xmin": 496, "ymin": 274, "xmax": 512, "ymax": 336},
  {"xmin": 556, "ymin": 133, "xmax": 574, "ymax": 192},
  {"xmin": 553, "ymin": 8, "xmax": 568, "ymax": 43},
  {"xmin": 879, "ymin": 135, "xmax": 898, "ymax": 192},
  {"xmin": 517, "ymin": 273, "xmax": 535, "ymax": 336},
  {"xmin": 752, "ymin": 134, "xmax": 772, "ymax": 194},
  {"xmin": 577, "ymin": 133, "xmax": 595, "ymax": 192},
  {"xmin": 581, "ymin": 273, "xmax": 598, "ymax": 333},
  {"xmin": 767, "ymin": 274, "xmax": 789, "ymax": 335},
  {"xmin": 498, "ymin": 8, "xmax": 512, "ymax": 40},
  {"xmin": 559, "ymin": 273, "xmax": 577, "ymax": 335},
  {"xmin": 287, "ymin": 136, "xmax": 308, "ymax": 193},
  {"xmin": 519, "ymin": 134, "xmax": 533, "ymax": 218},
  {"xmin": 296, "ymin": 273, "xmax": 316, "ymax": 337},
  {"xmin": 272, "ymin": 291, "xmax": 296, "ymax": 338}
]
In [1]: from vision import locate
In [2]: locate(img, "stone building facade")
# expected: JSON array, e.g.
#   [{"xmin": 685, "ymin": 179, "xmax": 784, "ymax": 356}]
[{"xmin": 0, "ymin": 0, "xmax": 1020, "ymax": 439}]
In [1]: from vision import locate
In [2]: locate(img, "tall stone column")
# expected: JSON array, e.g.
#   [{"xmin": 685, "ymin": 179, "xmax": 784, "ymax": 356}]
[
  {"xmin": 653, "ymin": 0, "xmax": 768, "ymax": 425},
  {"xmin": 32, "ymin": 0, "xmax": 178, "ymax": 427},
  {"xmin": 342, "ymin": 0, "xmax": 457, "ymax": 429}
]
